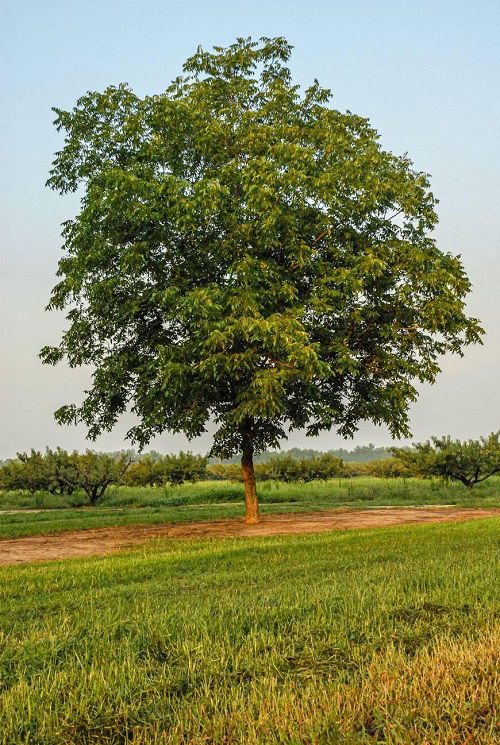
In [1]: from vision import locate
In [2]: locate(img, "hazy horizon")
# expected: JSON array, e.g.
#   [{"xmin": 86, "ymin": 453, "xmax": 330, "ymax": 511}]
[{"xmin": 2, "ymin": 0, "xmax": 499, "ymax": 460}]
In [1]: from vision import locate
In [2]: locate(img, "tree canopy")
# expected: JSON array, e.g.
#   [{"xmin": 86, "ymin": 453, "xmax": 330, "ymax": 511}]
[
  {"xmin": 41, "ymin": 37, "xmax": 482, "ymax": 521},
  {"xmin": 123, "ymin": 451, "xmax": 207, "ymax": 487},
  {"xmin": 392, "ymin": 433, "xmax": 500, "ymax": 489},
  {"xmin": 0, "ymin": 449, "xmax": 131, "ymax": 504}
]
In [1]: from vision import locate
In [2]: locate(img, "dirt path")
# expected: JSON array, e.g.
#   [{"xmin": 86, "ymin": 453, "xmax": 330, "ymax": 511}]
[{"xmin": 1, "ymin": 506, "xmax": 499, "ymax": 567}]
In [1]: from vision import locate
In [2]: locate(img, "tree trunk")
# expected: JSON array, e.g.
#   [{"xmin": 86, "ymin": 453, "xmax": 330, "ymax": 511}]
[
  {"xmin": 88, "ymin": 486, "xmax": 99, "ymax": 506},
  {"xmin": 241, "ymin": 439, "xmax": 260, "ymax": 524}
]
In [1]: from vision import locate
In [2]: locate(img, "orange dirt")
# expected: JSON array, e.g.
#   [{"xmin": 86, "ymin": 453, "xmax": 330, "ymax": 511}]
[{"xmin": 1, "ymin": 507, "xmax": 499, "ymax": 567}]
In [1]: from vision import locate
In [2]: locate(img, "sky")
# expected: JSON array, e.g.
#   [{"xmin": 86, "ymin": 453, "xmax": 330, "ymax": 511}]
[{"xmin": 1, "ymin": 0, "xmax": 499, "ymax": 459}]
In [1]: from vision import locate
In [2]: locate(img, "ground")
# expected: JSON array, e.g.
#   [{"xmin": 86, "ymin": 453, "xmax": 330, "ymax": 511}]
[
  {"xmin": 0, "ymin": 517, "xmax": 498, "ymax": 744},
  {"xmin": 1, "ymin": 484, "xmax": 499, "ymax": 742},
  {"xmin": 1, "ymin": 505, "xmax": 498, "ymax": 565}
]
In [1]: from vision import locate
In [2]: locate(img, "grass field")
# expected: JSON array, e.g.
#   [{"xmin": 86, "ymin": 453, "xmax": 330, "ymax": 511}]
[
  {"xmin": 0, "ymin": 518, "xmax": 498, "ymax": 744},
  {"xmin": 1, "ymin": 476, "xmax": 499, "ymax": 540}
]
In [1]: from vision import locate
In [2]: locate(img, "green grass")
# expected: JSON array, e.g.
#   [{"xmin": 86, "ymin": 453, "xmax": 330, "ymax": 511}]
[
  {"xmin": 0, "ymin": 502, "xmax": 315, "ymax": 540},
  {"xmin": 1, "ymin": 476, "xmax": 499, "ymax": 540},
  {"xmin": 0, "ymin": 519, "xmax": 498, "ymax": 744}
]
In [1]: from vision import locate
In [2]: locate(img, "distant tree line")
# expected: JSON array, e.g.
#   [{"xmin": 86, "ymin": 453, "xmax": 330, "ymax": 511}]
[
  {"xmin": 0, "ymin": 434, "xmax": 498, "ymax": 506},
  {"xmin": 0, "ymin": 449, "xmax": 208, "ymax": 506},
  {"xmin": 209, "ymin": 453, "xmax": 345, "ymax": 482},
  {"xmin": 0, "ymin": 449, "xmax": 132, "ymax": 505},
  {"xmin": 210, "ymin": 444, "xmax": 393, "ymax": 465},
  {"xmin": 123, "ymin": 452, "xmax": 208, "ymax": 487}
]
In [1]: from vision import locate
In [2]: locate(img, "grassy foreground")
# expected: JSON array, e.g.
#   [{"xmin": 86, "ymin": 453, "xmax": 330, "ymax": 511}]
[
  {"xmin": 0, "ymin": 519, "xmax": 498, "ymax": 744},
  {"xmin": 1, "ymin": 476, "xmax": 499, "ymax": 539}
]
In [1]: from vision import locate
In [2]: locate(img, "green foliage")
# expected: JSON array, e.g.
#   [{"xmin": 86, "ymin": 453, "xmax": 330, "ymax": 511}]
[
  {"xmin": 0, "ymin": 448, "xmax": 80, "ymax": 495},
  {"xmin": 365, "ymin": 457, "xmax": 413, "ymax": 479},
  {"xmin": 332, "ymin": 444, "xmax": 394, "ymax": 463},
  {"xmin": 162, "ymin": 451, "xmax": 208, "ymax": 485},
  {"xmin": 0, "ymin": 454, "xmax": 43, "ymax": 494},
  {"xmin": 208, "ymin": 453, "xmax": 343, "ymax": 482},
  {"xmin": 42, "ymin": 447, "xmax": 81, "ymax": 494},
  {"xmin": 266, "ymin": 453, "xmax": 344, "ymax": 482},
  {"xmin": 74, "ymin": 451, "xmax": 132, "ymax": 504},
  {"xmin": 0, "ymin": 449, "xmax": 131, "ymax": 505},
  {"xmin": 41, "ymin": 36, "xmax": 481, "ymax": 463},
  {"xmin": 207, "ymin": 463, "xmax": 243, "ymax": 481},
  {"xmin": 123, "ymin": 451, "xmax": 207, "ymax": 486},
  {"xmin": 392, "ymin": 432, "xmax": 500, "ymax": 488},
  {"xmin": 121, "ymin": 455, "xmax": 164, "ymax": 487}
]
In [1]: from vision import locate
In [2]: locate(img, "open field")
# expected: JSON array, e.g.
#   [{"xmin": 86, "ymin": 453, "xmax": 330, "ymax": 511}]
[
  {"xmin": 1, "ymin": 476, "xmax": 500, "ymax": 540},
  {"xmin": 1, "ymin": 506, "xmax": 499, "ymax": 566},
  {"xmin": 0, "ymin": 518, "xmax": 498, "ymax": 744}
]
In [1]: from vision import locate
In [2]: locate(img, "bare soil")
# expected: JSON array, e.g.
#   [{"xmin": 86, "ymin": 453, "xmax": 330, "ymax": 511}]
[{"xmin": 1, "ymin": 506, "xmax": 499, "ymax": 567}]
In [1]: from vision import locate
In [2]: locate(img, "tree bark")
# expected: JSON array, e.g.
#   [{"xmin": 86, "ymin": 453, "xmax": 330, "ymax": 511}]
[{"xmin": 241, "ymin": 438, "xmax": 260, "ymax": 524}]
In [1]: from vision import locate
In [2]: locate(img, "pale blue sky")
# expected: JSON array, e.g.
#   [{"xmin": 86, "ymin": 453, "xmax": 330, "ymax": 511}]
[{"xmin": 1, "ymin": 0, "xmax": 499, "ymax": 458}]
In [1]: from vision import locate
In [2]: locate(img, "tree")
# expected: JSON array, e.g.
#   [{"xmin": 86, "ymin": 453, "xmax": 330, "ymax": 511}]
[
  {"xmin": 122, "ymin": 454, "xmax": 164, "ymax": 487},
  {"xmin": 123, "ymin": 451, "xmax": 207, "ymax": 486},
  {"xmin": 161, "ymin": 452, "xmax": 208, "ymax": 485},
  {"xmin": 0, "ymin": 457, "xmax": 40, "ymax": 494},
  {"xmin": 0, "ymin": 449, "xmax": 131, "ymax": 504},
  {"xmin": 4, "ymin": 451, "xmax": 48, "ymax": 493},
  {"xmin": 73, "ymin": 451, "xmax": 132, "ymax": 505},
  {"xmin": 41, "ymin": 37, "xmax": 482, "ymax": 523},
  {"xmin": 0, "ymin": 449, "xmax": 76, "ymax": 495},
  {"xmin": 43, "ymin": 447, "xmax": 80, "ymax": 495},
  {"xmin": 392, "ymin": 433, "xmax": 500, "ymax": 489},
  {"xmin": 304, "ymin": 453, "xmax": 344, "ymax": 482},
  {"xmin": 366, "ymin": 457, "xmax": 413, "ymax": 479},
  {"xmin": 207, "ymin": 463, "xmax": 243, "ymax": 481},
  {"xmin": 266, "ymin": 454, "xmax": 302, "ymax": 483},
  {"xmin": 265, "ymin": 453, "xmax": 343, "ymax": 482}
]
